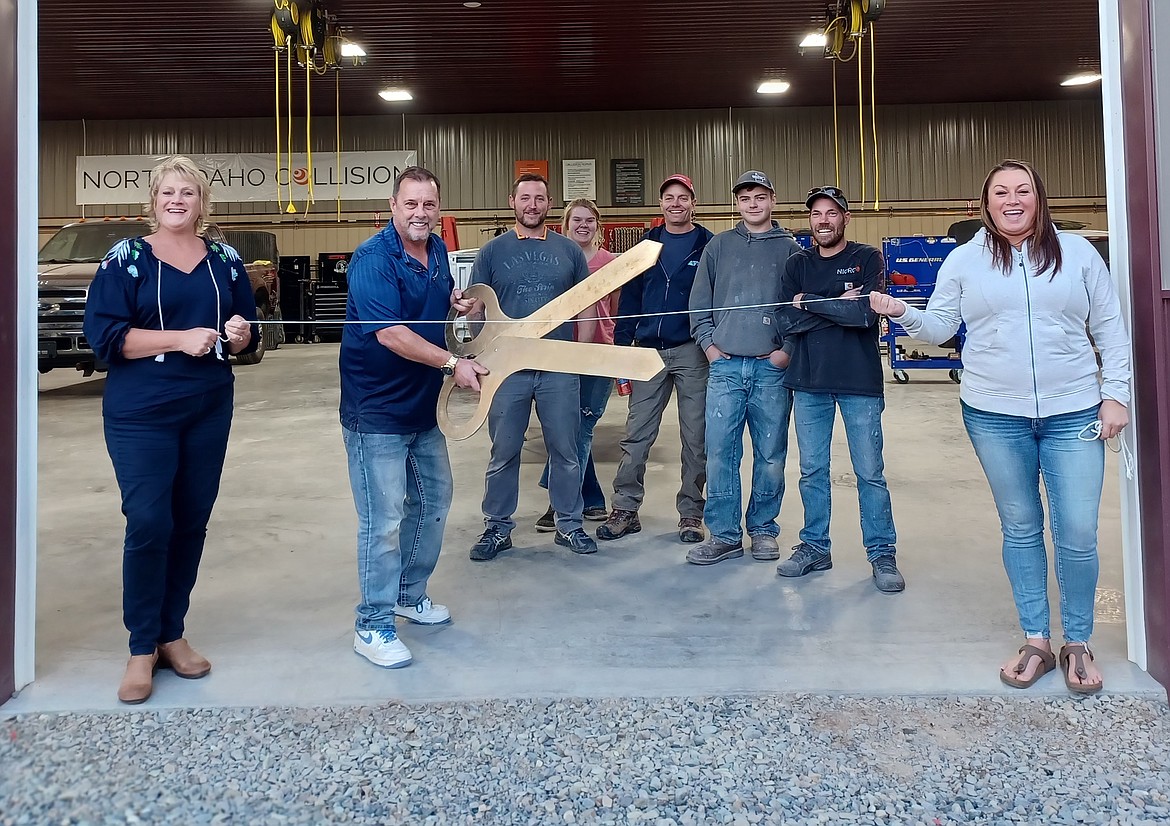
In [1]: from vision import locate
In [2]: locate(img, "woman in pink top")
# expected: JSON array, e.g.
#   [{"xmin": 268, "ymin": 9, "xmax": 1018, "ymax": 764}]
[{"xmin": 537, "ymin": 199, "xmax": 620, "ymax": 529}]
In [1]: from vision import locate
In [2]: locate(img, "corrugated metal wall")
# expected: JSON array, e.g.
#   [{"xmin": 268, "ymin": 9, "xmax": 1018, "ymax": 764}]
[{"xmin": 40, "ymin": 100, "xmax": 1105, "ymax": 218}]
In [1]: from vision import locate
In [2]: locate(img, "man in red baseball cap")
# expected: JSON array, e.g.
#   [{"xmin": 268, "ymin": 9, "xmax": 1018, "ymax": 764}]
[{"xmin": 598, "ymin": 174, "xmax": 714, "ymax": 545}]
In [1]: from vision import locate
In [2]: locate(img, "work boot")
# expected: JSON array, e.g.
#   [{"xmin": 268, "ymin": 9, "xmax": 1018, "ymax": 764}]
[
  {"xmin": 470, "ymin": 527, "xmax": 512, "ymax": 561},
  {"xmin": 596, "ymin": 508, "xmax": 641, "ymax": 541},
  {"xmin": 776, "ymin": 543, "xmax": 833, "ymax": 577},
  {"xmin": 117, "ymin": 651, "xmax": 159, "ymax": 705},
  {"xmin": 749, "ymin": 533, "xmax": 780, "ymax": 561},
  {"xmin": 678, "ymin": 517, "xmax": 704, "ymax": 544},
  {"xmin": 685, "ymin": 537, "xmax": 744, "ymax": 566}
]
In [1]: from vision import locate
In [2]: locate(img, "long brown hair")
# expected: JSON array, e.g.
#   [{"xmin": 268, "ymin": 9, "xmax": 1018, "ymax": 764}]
[{"xmin": 979, "ymin": 159, "xmax": 1062, "ymax": 277}]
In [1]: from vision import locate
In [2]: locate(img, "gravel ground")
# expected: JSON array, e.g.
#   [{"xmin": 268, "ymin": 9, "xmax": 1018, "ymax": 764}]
[{"xmin": 2, "ymin": 694, "xmax": 1169, "ymax": 825}]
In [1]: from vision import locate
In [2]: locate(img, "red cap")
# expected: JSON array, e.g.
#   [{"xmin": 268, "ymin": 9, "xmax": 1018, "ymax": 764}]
[{"xmin": 659, "ymin": 174, "xmax": 695, "ymax": 197}]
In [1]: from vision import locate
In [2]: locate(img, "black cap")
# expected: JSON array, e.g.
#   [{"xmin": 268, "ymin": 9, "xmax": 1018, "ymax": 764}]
[
  {"xmin": 805, "ymin": 185, "xmax": 849, "ymax": 211},
  {"xmin": 732, "ymin": 170, "xmax": 775, "ymax": 193}
]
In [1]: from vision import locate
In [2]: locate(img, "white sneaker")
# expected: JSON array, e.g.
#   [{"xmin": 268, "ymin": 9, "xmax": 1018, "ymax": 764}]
[
  {"xmin": 353, "ymin": 628, "xmax": 412, "ymax": 668},
  {"xmin": 393, "ymin": 597, "xmax": 452, "ymax": 626}
]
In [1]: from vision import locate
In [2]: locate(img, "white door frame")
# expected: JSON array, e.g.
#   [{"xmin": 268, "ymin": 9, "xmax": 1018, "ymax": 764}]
[
  {"xmin": 1099, "ymin": 0, "xmax": 1148, "ymax": 669},
  {"xmin": 14, "ymin": 0, "xmax": 39, "ymax": 691}
]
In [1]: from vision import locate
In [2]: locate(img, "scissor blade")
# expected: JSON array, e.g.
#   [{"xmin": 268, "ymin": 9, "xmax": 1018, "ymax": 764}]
[
  {"xmin": 478, "ymin": 338, "xmax": 664, "ymax": 381},
  {"xmin": 506, "ymin": 240, "xmax": 663, "ymax": 340}
]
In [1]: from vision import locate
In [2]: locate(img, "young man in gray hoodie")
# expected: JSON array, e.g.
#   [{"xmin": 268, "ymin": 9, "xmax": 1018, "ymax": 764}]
[{"xmin": 686, "ymin": 170, "xmax": 801, "ymax": 565}]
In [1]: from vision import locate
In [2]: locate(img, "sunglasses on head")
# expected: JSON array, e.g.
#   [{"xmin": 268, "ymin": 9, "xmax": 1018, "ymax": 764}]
[{"xmin": 807, "ymin": 186, "xmax": 843, "ymax": 198}]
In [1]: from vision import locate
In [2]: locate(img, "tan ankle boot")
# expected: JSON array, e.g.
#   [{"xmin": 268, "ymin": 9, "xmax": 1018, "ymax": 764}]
[
  {"xmin": 117, "ymin": 651, "xmax": 159, "ymax": 704},
  {"xmin": 157, "ymin": 639, "xmax": 211, "ymax": 679}
]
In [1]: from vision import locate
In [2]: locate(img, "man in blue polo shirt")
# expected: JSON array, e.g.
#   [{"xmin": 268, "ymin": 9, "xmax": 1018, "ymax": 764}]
[{"xmin": 340, "ymin": 165, "xmax": 488, "ymax": 669}]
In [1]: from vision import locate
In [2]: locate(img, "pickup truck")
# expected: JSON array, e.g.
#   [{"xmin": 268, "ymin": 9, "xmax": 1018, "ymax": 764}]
[{"xmin": 37, "ymin": 221, "xmax": 283, "ymax": 374}]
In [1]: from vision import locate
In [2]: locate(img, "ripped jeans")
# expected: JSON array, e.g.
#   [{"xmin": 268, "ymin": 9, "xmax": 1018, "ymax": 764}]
[
  {"xmin": 540, "ymin": 375, "xmax": 612, "ymax": 511},
  {"xmin": 703, "ymin": 356, "xmax": 792, "ymax": 544}
]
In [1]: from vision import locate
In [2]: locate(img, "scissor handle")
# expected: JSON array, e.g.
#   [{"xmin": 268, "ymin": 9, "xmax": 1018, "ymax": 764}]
[
  {"xmin": 447, "ymin": 284, "xmax": 508, "ymax": 357},
  {"xmin": 436, "ymin": 360, "xmax": 511, "ymax": 441}
]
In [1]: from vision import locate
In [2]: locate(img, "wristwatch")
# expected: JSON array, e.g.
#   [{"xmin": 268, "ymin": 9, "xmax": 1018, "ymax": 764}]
[{"xmin": 440, "ymin": 354, "xmax": 459, "ymax": 376}]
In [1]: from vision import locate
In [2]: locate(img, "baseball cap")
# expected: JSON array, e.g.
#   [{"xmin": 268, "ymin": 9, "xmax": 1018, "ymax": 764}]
[
  {"xmin": 732, "ymin": 170, "xmax": 775, "ymax": 193},
  {"xmin": 805, "ymin": 185, "xmax": 850, "ymax": 211},
  {"xmin": 659, "ymin": 174, "xmax": 695, "ymax": 197}
]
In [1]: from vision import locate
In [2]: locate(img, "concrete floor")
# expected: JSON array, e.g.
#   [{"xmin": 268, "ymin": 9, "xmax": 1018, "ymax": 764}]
[{"xmin": 7, "ymin": 343, "xmax": 1161, "ymax": 712}]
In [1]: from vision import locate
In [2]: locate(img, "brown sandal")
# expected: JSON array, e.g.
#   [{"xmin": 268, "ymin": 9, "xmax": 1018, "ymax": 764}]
[
  {"xmin": 999, "ymin": 643, "xmax": 1056, "ymax": 689},
  {"xmin": 1059, "ymin": 643, "xmax": 1103, "ymax": 695}
]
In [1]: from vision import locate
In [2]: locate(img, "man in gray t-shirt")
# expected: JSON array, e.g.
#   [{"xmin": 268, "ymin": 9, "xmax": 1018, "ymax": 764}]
[
  {"xmin": 470, "ymin": 226, "xmax": 586, "ymax": 342},
  {"xmin": 467, "ymin": 173, "xmax": 599, "ymax": 561}
]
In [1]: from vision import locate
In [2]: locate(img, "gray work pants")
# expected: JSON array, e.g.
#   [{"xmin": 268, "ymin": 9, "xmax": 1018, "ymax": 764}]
[
  {"xmin": 483, "ymin": 370, "xmax": 583, "ymax": 534},
  {"xmin": 611, "ymin": 342, "xmax": 708, "ymax": 519}
]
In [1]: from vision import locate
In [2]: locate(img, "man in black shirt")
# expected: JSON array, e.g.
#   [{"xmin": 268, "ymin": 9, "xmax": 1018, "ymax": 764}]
[{"xmin": 774, "ymin": 186, "xmax": 904, "ymax": 593}]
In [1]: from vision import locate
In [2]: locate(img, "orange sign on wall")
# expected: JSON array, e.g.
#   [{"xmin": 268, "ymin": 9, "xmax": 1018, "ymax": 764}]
[{"xmin": 514, "ymin": 160, "xmax": 549, "ymax": 181}]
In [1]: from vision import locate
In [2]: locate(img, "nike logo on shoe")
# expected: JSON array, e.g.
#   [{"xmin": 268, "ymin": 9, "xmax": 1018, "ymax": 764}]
[{"xmin": 356, "ymin": 630, "xmax": 373, "ymax": 645}]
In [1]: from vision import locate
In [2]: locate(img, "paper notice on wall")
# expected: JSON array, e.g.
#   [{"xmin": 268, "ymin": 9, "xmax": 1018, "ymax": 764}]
[{"xmin": 562, "ymin": 159, "xmax": 596, "ymax": 201}]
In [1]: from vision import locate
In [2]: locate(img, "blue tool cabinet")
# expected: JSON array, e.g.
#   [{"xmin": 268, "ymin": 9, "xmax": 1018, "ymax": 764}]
[{"xmin": 881, "ymin": 236, "xmax": 963, "ymax": 384}]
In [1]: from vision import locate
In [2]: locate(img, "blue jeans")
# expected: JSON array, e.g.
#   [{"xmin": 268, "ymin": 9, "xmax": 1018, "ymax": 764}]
[
  {"xmin": 793, "ymin": 391, "xmax": 897, "ymax": 560},
  {"xmin": 961, "ymin": 403, "xmax": 1104, "ymax": 643},
  {"xmin": 484, "ymin": 371, "xmax": 582, "ymax": 533},
  {"xmin": 343, "ymin": 426, "xmax": 453, "ymax": 632},
  {"xmin": 539, "ymin": 375, "xmax": 611, "ymax": 511},
  {"xmin": 703, "ymin": 356, "xmax": 792, "ymax": 544},
  {"xmin": 104, "ymin": 385, "xmax": 233, "ymax": 655}
]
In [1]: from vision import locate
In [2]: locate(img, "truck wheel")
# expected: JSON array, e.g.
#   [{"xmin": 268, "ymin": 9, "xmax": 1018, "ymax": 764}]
[{"xmin": 269, "ymin": 306, "xmax": 284, "ymax": 350}]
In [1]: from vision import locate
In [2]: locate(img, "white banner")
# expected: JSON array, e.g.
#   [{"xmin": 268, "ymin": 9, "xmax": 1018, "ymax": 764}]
[{"xmin": 75, "ymin": 151, "xmax": 418, "ymax": 205}]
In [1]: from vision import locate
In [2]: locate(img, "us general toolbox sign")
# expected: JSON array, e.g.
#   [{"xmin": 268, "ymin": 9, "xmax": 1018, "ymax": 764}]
[{"xmin": 76, "ymin": 151, "xmax": 418, "ymax": 205}]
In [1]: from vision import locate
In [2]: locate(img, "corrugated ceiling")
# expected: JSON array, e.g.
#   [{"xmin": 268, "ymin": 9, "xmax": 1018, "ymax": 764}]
[{"xmin": 38, "ymin": 0, "xmax": 1103, "ymax": 120}]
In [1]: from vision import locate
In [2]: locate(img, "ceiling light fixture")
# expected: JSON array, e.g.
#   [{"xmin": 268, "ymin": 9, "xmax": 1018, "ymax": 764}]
[
  {"xmin": 799, "ymin": 32, "xmax": 827, "ymax": 49},
  {"xmin": 1060, "ymin": 72, "xmax": 1102, "ymax": 86},
  {"xmin": 757, "ymin": 81, "xmax": 791, "ymax": 94},
  {"xmin": 378, "ymin": 89, "xmax": 413, "ymax": 102},
  {"xmin": 340, "ymin": 42, "xmax": 366, "ymax": 58},
  {"xmin": 463, "ymin": 2, "xmax": 482, "ymax": 7}
]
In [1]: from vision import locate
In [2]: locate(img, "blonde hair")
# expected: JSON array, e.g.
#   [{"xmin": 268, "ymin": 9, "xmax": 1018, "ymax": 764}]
[
  {"xmin": 144, "ymin": 155, "xmax": 212, "ymax": 235},
  {"xmin": 563, "ymin": 198, "xmax": 604, "ymax": 251}
]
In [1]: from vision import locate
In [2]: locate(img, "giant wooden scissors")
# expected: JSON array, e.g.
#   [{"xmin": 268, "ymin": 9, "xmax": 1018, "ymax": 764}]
[{"xmin": 437, "ymin": 239, "xmax": 667, "ymax": 440}]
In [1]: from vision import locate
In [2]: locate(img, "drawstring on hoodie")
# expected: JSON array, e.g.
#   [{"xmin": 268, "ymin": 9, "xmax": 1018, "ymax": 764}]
[
  {"xmin": 153, "ymin": 258, "xmax": 225, "ymax": 363},
  {"xmin": 207, "ymin": 260, "xmax": 226, "ymax": 361},
  {"xmin": 154, "ymin": 260, "xmax": 166, "ymax": 363}
]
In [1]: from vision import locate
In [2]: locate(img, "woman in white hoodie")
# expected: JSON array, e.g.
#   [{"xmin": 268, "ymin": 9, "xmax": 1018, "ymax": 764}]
[{"xmin": 870, "ymin": 159, "xmax": 1131, "ymax": 695}]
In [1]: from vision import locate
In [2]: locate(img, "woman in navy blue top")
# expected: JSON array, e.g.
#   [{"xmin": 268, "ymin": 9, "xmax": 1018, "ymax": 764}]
[{"xmin": 83, "ymin": 156, "xmax": 258, "ymax": 704}]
